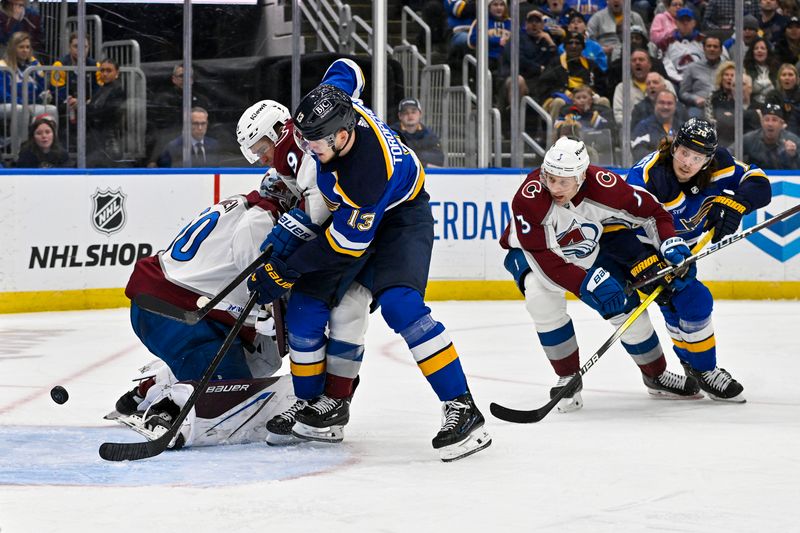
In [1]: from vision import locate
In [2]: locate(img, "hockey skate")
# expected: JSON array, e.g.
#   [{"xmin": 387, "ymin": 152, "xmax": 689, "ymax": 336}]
[
  {"xmin": 681, "ymin": 362, "xmax": 745, "ymax": 403},
  {"xmin": 432, "ymin": 392, "xmax": 492, "ymax": 463},
  {"xmin": 550, "ymin": 374, "xmax": 583, "ymax": 413},
  {"xmin": 292, "ymin": 395, "xmax": 349, "ymax": 443},
  {"xmin": 111, "ymin": 377, "xmax": 156, "ymax": 417},
  {"xmin": 265, "ymin": 399, "xmax": 308, "ymax": 446},
  {"xmin": 642, "ymin": 369, "xmax": 703, "ymax": 399}
]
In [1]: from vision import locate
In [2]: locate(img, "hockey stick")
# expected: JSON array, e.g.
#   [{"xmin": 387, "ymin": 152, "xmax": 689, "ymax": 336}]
[
  {"xmin": 489, "ymin": 232, "xmax": 714, "ymax": 424},
  {"xmin": 99, "ymin": 291, "xmax": 261, "ymax": 461},
  {"xmin": 627, "ymin": 202, "xmax": 800, "ymax": 294},
  {"xmin": 133, "ymin": 245, "xmax": 273, "ymax": 325}
]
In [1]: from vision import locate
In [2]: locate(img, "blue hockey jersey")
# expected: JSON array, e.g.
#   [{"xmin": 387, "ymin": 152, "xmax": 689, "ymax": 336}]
[{"xmin": 626, "ymin": 147, "xmax": 771, "ymax": 244}]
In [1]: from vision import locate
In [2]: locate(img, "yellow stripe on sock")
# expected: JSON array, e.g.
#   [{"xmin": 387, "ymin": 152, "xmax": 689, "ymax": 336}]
[
  {"xmin": 417, "ymin": 344, "xmax": 459, "ymax": 377},
  {"xmin": 290, "ymin": 361, "xmax": 326, "ymax": 377},
  {"xmin": 671, "ymin": 335, "xmax": 716, "ymax": 353}
]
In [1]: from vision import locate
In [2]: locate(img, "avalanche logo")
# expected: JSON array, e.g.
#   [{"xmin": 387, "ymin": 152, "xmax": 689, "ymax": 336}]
[
  {"xmin": 742, "ymin": 181, "xmax": 800, "ymax": 261},
  {"xmin": 91, "ymin": 188, "xmax": 127, "ymax": 236},
  {"xmin": 557, "ymin": 220, "xmax": 600, "ymax": 258}
]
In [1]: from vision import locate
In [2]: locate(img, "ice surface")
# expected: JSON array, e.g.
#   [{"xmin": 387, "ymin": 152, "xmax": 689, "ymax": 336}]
[{"xmin": 1, "ymin": 301, "xmax": 798, "ymax": 532}]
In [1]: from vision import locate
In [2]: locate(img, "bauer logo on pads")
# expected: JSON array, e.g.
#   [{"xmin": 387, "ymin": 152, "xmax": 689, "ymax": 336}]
[{"xmin": 91, "ymin": 188, "xmax": 127, "ymax": 236}]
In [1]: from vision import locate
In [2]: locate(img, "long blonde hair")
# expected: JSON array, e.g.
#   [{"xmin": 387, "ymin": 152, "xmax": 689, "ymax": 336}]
[{"xmin": 4, "ymin": 31, "xmax": 32, "ymax": 71}]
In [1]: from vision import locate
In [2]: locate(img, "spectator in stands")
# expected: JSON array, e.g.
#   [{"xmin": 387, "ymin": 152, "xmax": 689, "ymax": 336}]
[
  {"xmin": 776, "ymin": 62, "xmax": 800, "ymax": 132},
  {"xmin": 586, "ymin": 0, "xmax": 646, "ymax": 63},
  {"xmin": 760, "ymin": 0, "xmax": 788, "ymax": 45},
  {"xmin": 467, "ymin": 0, "xmax": 511, "ymax": 75},
  {"xmin": 745, "ymin": 36, "xmax": 780, "ymax": 105},
  {"xmin": 605, "ymin": 25, "xmax": 667, "ymax": 92},
  {"xmin": 75, "ymin": 58, "xmax": 126, "ymax": 167},
  {"xmin": 392, "ymin": 98, "xmax": 444, "ymax": 168},
  {"xmin": 565, "ymin": 0, "xmax": 606, "ymax": 21},
  {"xmin": 704, "ymin": 0, "xmax": 761, "ymax": 29},
  {"xmin": 680, "ymin": 36, "xmax": 724, "ymax": 117},
  {"xmin": 540, "ymin": 0, "xmax": 569, "ymax": 42},
  {"xmin": 612, "ymin": 48, "xmax": 652, "ymax": 124},
  {"xmin": 555, "ymin": 84, "xmax": 615, "ymax": 135},
  {"xmin": 662, "ymin": 8, "xmax": 705, "ymax": 83},
  {"xmin": 146, "ymin": 64, "xmax": 211, "ymax": 166},
  {"xmin": 558, "ymin": 10, "xmax": 607, "ymax": 72},
  {"xmin": 0, "ymin": 0, "xmax": 41, "ymax": 55},
  {"xmin": 154, "ymin": 106, "xmax": 221, "ymax": 168},
  {"xmin": 444, "ymin": 0, "xmax": 476, "ymax": 64},
  {"xmin": 553, "ymin": 118, "xmax": 602, "ymax": 161},
  {"xmin": 705, "ymin": 62, "xmax": 761, "ymax": 147},
  {"xmin": 631, "ymin": 89, "xmax": 680, "ymax": 160},
  {"xmin": 15, "ymin": 113, "xmax": 69, "ymax": 168},
  {"xmin": 743, "ymin": 101, "xmax": 800, "ymax": 168},
  {"xmin": 723, "ymin": 15, "xmax": 762, "ymax": 61},
  {"xmin": 774, "ymin": 15, "xmax": 800, "ymax": 64},
  {"xmin": 650, "ymin": 0, "xmax": 683, "ymax": 49},
  {"xmin": 631, "ymin": 71, "xmax": 686, "ymax": 132},
  {"xmin": 537, "ymin": 30, "xmax": 606, "ymax": 119},
  {"xmin": 502, "ymin": 9, "xmax": 556, "ymax": 111},
  {"xmin": 51, "ymin": 33, "xmax": 100, "ymax": 107}
]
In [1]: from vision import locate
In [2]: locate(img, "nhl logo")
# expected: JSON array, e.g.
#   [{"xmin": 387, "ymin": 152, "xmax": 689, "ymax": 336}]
[{"xmin": 91, "ymin": 188, "xmax": 127, "ymax": 236}]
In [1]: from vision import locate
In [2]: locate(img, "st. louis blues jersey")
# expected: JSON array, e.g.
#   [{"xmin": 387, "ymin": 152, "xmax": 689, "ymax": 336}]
[
  {"xmin": 500, "ymin": 166, "xmax": 677, "ymax": 295},
  {"xmin": 288, "ymin": 59, "xmax": 426, "ymax": 275},
  {"xmin": 626, "ymin": 148, "xmax": 771, "ymax": 244}
]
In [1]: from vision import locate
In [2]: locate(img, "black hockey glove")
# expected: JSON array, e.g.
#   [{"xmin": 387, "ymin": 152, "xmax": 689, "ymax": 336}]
[
  {"xmin": 630, "ymin": 253, "xmax": 685, "ymax": 305},
  {"xmin": 706, "ymin": 194, "xmax": 750, "ymax": 243}
]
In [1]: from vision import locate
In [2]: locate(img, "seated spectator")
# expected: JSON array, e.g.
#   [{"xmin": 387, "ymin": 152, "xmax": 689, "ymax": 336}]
[
  {"xmin": 760, "ymin": 0, "xmax": 788, "ymax": 46},
  {"xmin": 445, "ymin": 0, "xmax": 476, "ymax": 64},
  {"xmin": 555, "ymin": 84, "xmax": 614, "ymax": 135},
  {"xmin": 631, "ymin": 71, "xmax": 685, "ymax": 132},
  {"xmin": 776, "ymin": 62, "xmax": 800, "ymax": 133},
  {"xmin": 743, "ymin": 101, "xmax": 800, "ymax": 168},
  {"xmin": 704, "ymin": 0, "xmax": 761, "ymax": 30},
  {"xmin": 605, "ymin": 26, "xmax": 667, "ymax": 91},
  {"xmin": 391, "ymin": 98, "xmax": 444, "ymax": 168},
  {"xmin": 662, "ymin": 8, "xmax": 705, "ymax": 83},
  {"xmin": 540, "ymin": 0, "xmax": 570, "ymax": 42},
  {"xmin": 0, "ymin": 0, "xmax": 41, "ymax": 54},
  {"xmin": 558, "ymin": 10, "xmax": 607, "ymax": 72},
  {"xmin": 745, "ymin": 36, "xmax": 780, "ymax": 105},
  {"xmin": 537, "ymin": 30, "xmax": 606, "ymax": 119},
  {"xmin": 723, "ymin": 15, "xmax": 762, "ymax": 61},
  {"xmin": 586, "ymin": 0, "xmax": 645, "ymax": 63},
  {"xmin": 15, "ymin": 114, "xmax": 69, "ymax": 168},
  {"xmin": 73, "ymin": 58, "xmax": 126, "ymax": 167},
  {"xmin": 50, "ymin": 32, "xmax": 101, "ymax": 147},
  {"xmin": 679, "ymin": 36, "xmax": 724, "ymax": 117},
  {"xmin": 631, "ymin": 89, "xmax": 680, "ymax": 160},
  {"xmin": 612, "ymin": 48, "xmax": 652, "ymax": 125},
  {"xmin": 650, "ymin": 0, "xmax": 683, "ymax": 49},
  {"xmin": 467, "ymin": 0, "xmax": 511, "ymax": 75},
  {"xmin": 775, "ymin": 15, "xmax": 800, "ymax": 64},
  {"xmin": 155, "ymin": 107, "xmax": 220, "ymax": 168},
  {"xmin": 501, "ymin": 9, "xmax": 555, "ymax": 111},
  {"xmin": 564, "ymin": 0, "xmax": 606, "ymax": 21},
  {"xmin": 705, "ymin": 62, "xmax": 761, "ymax": 147}
]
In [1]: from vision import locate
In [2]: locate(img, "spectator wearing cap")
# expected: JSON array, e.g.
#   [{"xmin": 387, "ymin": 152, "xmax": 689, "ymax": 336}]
[
  {"xmin": 774, "ymin": 16, "xmax": 800, "ymax": 64},
  {"xmin": 391, "ymin": 98, "xmax": 444, "ymax": 168},
  {"xmin": 662, "ymin": 7, "xmax": 705, "ymax": 83},
  {"xmin": 704, "ymin": 0, "xmax": 760, "ymax": 30},
  {"xmin": 723, "ymin": 15, "xmax": 763, "ymax": 61},
  {"xmin": 650, "ymin": 0, "xmax": 684, "ymax": 48},
  {"xmin": 564, "ymin": 0, "xmax": 606, "ymax": 21},
  {"xmin": 743, "ymin": 101, "xmax": 800, "ymax": 168},
  {"xmin": 513, "ymin": 9, "xmax": 557, "ymax": 79},
  {"xmin": 680, "ymin": 35, "xmax": 724, "ymax": 117},
  {"xmin": 558, "ymin": 10, "xmax": 607, "ymax": 72},
  {"xmin": 537, "ymin": 30, "xmax": 607, "ymax": 119},
  {"xmin": 775, "ymin": 62, "xmax": 800, "ymax": 133},
  {"xmin": 705, "ymin": 62, "xmax": 761, "ymax": 148},
  {"xmin": 15, "ymin": 114, "xmax": 70, "ymax": 168},
  {"xmin": 759, "ymin": 0, "xmax": 788, "ymax": 46},
  {"xmin": 745, "ymin": 36, "xmax": 780, "ymax": 105},
  {"xmin": 586, "ymin": 0, "xmax": 645, "ymax": 63}
]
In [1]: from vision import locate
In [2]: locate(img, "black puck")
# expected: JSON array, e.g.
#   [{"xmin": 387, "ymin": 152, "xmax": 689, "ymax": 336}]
[{"xmin": 50, "ymin": 385, "xmax": 69, "ymax": 404}]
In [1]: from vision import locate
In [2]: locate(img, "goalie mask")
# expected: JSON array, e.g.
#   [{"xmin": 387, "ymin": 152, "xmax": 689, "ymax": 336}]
[
  {"xmin": 237, "ymin": 100, "xmax": 290, "ymax": 164},
  {"xmin": 259, "ymin": 168, "xmax": 296, "ymax": 212},
  {"xmin": 541, "ymin": 137, "xmax": 590, "ymax": 187}
]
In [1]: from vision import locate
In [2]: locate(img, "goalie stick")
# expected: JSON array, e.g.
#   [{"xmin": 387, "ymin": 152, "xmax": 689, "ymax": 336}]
[
  {"xmin": 489, "ymin": 231, "xmax": 715, "ymax": 424},
  {"xmin": 133, "ymin": 245, "xmax": 273, "ymax": 325},
  {"xmin": 626, "ymin": 203, "xmax": 800, "ymax": 294},
  {"xmin": 99, "ymin": 291, "xmax": 260, "ymax": 461}
]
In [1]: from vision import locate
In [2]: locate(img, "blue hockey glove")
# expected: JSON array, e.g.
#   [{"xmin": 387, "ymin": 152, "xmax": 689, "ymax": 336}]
[
  {"xmin": 706, "ymin": 194, "xmax": 750, "ymax": 243},
  {"xmin": 247, "ymin": 258, "xmax": 300, "ymax": 305},
  {"xmin": 580, "ymin": 266, "xmax": 627, "ymax": 317},
  {"xmin": 659, "ymin": 237, "xmax": 696, "ymax": 292},
  {"xmin": 260, "ymin": 208, "xmax": 319, "ymax": 260}
]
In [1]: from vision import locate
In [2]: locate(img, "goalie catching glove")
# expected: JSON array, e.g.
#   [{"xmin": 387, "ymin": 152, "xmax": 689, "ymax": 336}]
[{"xmin": 706, "ymin": 194, "xmax": 749, "ymax": 244}]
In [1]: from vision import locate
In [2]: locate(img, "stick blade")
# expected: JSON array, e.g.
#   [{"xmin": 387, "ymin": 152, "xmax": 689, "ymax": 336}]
[
  {"xmin": 98, "ymin": 433, "xmax": 171, "ymax": 462},
  {"xmin": 489, "ymin": 401, "xmax": 552, "ymax": 424},
  {"xmin": 133, "ymin": 294, "xmax": 200, "ymax": 325}
]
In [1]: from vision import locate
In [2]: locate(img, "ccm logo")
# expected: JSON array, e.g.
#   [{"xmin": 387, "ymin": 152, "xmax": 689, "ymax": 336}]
[{"xmin": 206, "ymin": 384, "xmax": 251, "ymax": 393}]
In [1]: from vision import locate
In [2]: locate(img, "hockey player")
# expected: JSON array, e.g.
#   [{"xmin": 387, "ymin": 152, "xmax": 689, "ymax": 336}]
[
  {"xmin": 501, "ymin": 136, "xmax": 703, "ymax": 413},
  {"xmin": 626, "ymin": 118, "xmax": 772, "ymax": 402},
  {"xmin": 246, "ymin": 59, "xmax": 492, "ymax": 462}
]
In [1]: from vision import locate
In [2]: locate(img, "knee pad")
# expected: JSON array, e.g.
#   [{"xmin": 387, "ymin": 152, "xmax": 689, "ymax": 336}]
[
  {"xmin": 504, "ymin": 249, "xmax": 531, "ymax": 294},
  {"xmin": 329, "ymin": 283, "xmax": 371, "ymax": 345},
  {"xmin": 522, "ymin": 273, "xmax": 570, "ymax": 331},
  {"xmin": 378, "ymin": 286, "xmax": 430, "ymax": 333},
  {"xmin": 670, "ymin": 279, "xmax": 713, "ymax": 323}
]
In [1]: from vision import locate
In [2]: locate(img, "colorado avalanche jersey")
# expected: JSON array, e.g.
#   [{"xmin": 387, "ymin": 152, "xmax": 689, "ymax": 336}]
[
  {"xmin": 288, "ymin": 59, "xmax": 426, "ymax": 274},
  {"xmin": 500, "ymin": 165, "xmax": 677, "ymax": 295},
  {"xmin": 126, "ymin": 191, "xmax": 280, "ymax": 328},
  {"xmin": 626, "ymin": 148, "xmax": 771, "ymax": 244}
]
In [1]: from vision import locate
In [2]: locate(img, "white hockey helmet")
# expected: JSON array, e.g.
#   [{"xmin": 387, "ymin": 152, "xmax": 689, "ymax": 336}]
[
  {"xmin": 541, "ymin": 137, "xmax": 590, "ymax": 186},
  {"xmin": 236, "ymin": 100, "xmax": 290, "ymax": 164}
]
